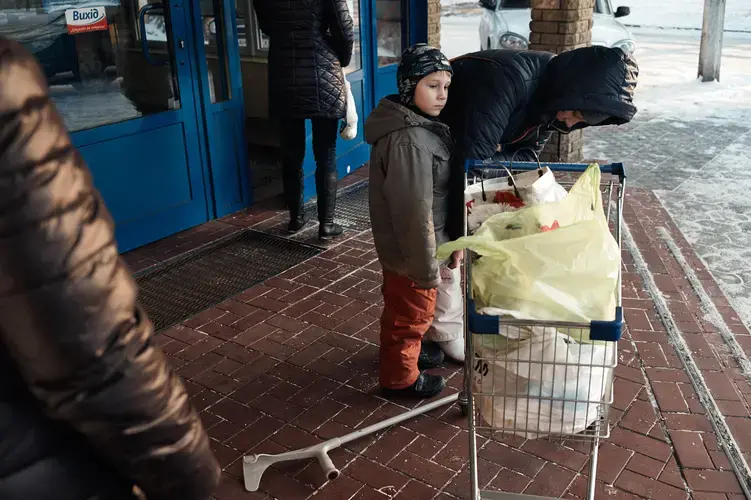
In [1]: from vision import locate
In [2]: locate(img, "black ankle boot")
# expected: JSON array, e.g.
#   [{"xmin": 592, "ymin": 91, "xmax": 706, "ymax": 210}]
[
  {"xmin": 382, "ymin": 372, "xmax": 446, "ymax": 399},
  {"xmin": 316, "ymin": 171, "xmax": 343, "ymax": 239},
  {"xmin": 283, "ymin": 165, "xmax": 307, "ymax": 234},
  {"xmin": 418, "ymin": 341, "xmax": 445, "ymax": 369}
]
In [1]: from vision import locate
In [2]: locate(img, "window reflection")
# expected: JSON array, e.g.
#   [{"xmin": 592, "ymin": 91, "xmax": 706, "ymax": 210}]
[
  {"xmin": 0, "ymin": 0, "xmax": 180, "ymax": 131},
  {"xmin": 344, "ymin": 0, "xmax": 361, "ymax": 74},
  {"xmin": 376, "ymin": 0, "xmax": 401, "ymax": 67}
]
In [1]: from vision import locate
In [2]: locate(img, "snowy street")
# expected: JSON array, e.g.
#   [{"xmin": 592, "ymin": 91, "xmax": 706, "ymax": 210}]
[{"xmin": 441, "ymin": 11, "xmax": 751, "ymax": 325}]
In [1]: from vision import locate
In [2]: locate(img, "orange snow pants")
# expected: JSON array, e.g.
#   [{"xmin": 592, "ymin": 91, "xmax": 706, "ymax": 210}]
[{"xmin": 379, "ymin": 271, "xmax": 438, "ymax": 390}]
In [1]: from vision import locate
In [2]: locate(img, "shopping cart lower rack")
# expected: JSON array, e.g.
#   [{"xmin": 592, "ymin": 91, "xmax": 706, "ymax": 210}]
[{"xmin": 458, "ymin": 160, "xmax": 626, "ymax": 500}]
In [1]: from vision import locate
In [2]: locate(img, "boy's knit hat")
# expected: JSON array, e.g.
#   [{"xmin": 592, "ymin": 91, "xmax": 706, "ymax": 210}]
[{"xmin": 397, "ymin": 44, "xmax": 453, "ymax": 105}]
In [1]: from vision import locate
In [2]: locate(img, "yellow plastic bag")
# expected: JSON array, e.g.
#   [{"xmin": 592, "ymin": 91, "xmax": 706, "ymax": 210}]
[{"xmin": 437, "ymin": 164, "xmax": 620, "ymax": 329}]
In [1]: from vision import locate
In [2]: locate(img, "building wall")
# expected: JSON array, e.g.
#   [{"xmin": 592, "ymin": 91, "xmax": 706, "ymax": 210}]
[
  {"xmin": 428, "ymin": 0, "xmax": 442, "ymax": 47},
  {"xmin": 529, "ymin": 0, "xmax": 594, "ymax": 162}
]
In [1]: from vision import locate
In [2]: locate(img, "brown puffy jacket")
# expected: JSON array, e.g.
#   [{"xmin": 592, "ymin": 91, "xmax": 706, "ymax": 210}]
[
  {"xmin": 0, "ymin": 39, "xmax": 220, "ymax": 500},
  {"xmin": 364, "ymin": 97, "xmax": 453, "ymax": 288}
]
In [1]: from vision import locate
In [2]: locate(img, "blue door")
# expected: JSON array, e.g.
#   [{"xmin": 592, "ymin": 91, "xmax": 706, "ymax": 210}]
[
  {"xmin": 11, "ymin": 0, "xmax": 215, "ymax": 252},
  {"xmin": 190, "ymin": 0, "xmax": 250, "ymax": 217}
]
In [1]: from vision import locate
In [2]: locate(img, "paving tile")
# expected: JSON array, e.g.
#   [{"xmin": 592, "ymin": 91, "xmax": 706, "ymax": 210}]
[
  {"xmin": 625, "ymin": 452, "xmax": 665, "ymax": 479},
  {"xmin": 479, "ymin": 441, "xmax": 545, "ymax": 477},
  {"xmin": 393, "ymin": 479, "xmax": 439, "ymax": 499},
  {"xmin": 523, "ymin": 462, "xmax": 576, "ymax": 497},
  {"xmin": 615, "ymin": 469, "xmax": 688, "ymax": 499},
  {"xmin": 347, "ymin": 457, "xmax": 410, "ymax": 491},
  {"xmin": 486, "ymin": 467, "xmax": 532, "ymax": 494},
  {"xmin": 594, "ymin": 442, "xmax": 633, "ymax": 483},
  {"xmin": 669, "ymin": 431, "xmax": 714, "ymax": 469},
  {"xmin": 684, "ymin": 469, "xmax": 744, "ymax": 494},
  {"xmin": 391, "ymin": 451, "xmax": 456, "ymax": 489},
  {"xmin": 609, "ymin": 427, "xmax": 673, "ymax": 462}
]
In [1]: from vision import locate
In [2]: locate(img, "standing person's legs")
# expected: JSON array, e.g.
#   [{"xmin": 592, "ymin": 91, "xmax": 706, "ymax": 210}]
[
  {"xmin": 311, "ymin": 117, "xmax": 343, "ymax": 239},
  {"xmin": 279, "ymin": 117, "xmax": 308, "ymax": 233},
  {"xmin": 426, "ymin": 264, "xmax": 465, "ymax": 362},
  {"xmin": 379, "ymin": 271, "xmax": 446, "ymax": 398}
]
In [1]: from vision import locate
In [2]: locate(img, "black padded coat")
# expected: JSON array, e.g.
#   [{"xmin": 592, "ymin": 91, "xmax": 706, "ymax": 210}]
[
  {"xmin": 441, "ymin": 46, "xmax": 639, "ymax": 239},
  {"xmin": 0, "ymin": 39, "xmax": 220, "ymax": 500},
  {"xmin": 253, "ymin": 0, "xmax": 355, "ymax": 120}
]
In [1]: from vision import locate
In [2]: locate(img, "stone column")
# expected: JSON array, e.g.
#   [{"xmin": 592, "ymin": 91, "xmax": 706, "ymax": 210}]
[
  {"xmin": 428, "ymin": 0, "xmax": 441, "ymax": 47},
  {"xmin": 528, "ymin": 0, "xmax": 593, "ymax": 162}
]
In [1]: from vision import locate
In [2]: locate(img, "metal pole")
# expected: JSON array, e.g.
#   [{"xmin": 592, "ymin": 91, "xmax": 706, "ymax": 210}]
[{"xmin": 698, "ymin": 0, "xmax": 727, "ymax": 82}]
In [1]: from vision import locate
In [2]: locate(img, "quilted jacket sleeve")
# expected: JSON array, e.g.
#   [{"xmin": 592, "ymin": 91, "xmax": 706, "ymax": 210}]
[
  {"xmin": 327, "ymin": 0, "xmax": 355, "ymax": 67},
  {"xmin": 0, "ymin": 39, "xmax": 220, "ymax": 500}
]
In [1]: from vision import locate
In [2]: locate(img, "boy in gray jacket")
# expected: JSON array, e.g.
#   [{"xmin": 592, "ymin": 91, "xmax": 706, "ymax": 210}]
[{"xmin": 364, "ymin": 45, "xmax": 462, "ymax": 399}]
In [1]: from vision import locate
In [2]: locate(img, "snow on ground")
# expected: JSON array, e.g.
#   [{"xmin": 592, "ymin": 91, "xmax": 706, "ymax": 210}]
[
  {"xmin": 620, "ymin": 0, "xmax": 751, "ymax": 33},
  {"xmin": 625, "ymin": 28, "xmax": 751, "ymax": 123}
]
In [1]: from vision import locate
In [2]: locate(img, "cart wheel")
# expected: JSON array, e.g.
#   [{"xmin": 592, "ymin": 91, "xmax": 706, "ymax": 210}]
[{"xmin": 460, "ymin": 402, "xmax": 469, "ymax": 417}]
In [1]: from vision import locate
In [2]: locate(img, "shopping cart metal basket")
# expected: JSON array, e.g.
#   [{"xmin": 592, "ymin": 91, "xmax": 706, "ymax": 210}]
[{"xmin": 458, "ymin": 159, "xmax": 626, "ymax": 500}]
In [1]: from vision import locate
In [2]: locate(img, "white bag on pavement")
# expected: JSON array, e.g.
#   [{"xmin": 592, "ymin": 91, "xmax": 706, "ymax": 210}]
[
  {"xmin": 472, "ymin": 331, "xmax": 614, "ymax": 439},
  {"xmin": 340, "ymin": 74, "xmax": 358, "ymax": 140}
]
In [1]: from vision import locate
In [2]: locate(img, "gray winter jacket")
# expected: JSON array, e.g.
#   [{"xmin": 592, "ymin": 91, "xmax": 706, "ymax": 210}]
[{"xmin": 365, "ymin": 97, "xmax": 453, "ymax": 288}]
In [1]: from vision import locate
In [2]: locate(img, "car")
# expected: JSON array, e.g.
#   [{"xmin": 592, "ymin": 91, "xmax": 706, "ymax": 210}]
[{"xmin": 479, "ymin": 0, "xmax": 636, "ymax": 55}]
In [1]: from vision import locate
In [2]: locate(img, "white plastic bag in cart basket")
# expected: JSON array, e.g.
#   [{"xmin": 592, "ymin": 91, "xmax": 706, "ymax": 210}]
[{"xmin": 472, "ymin": 331, "xmax": 615, "ymax": 439}]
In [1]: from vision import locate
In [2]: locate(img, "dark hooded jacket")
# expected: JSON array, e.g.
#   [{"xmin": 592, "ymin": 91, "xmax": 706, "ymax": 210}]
[
  {"xmin": 0, "ymin": 39, "xmax": 220, "ymax": 500},
  {"xmin": 441, "ymin": 46, "xmax": 639, "ymax": 239},
  {"xmin": 253, "ymin": 0, "xmax": 355, "ymax": 120}
]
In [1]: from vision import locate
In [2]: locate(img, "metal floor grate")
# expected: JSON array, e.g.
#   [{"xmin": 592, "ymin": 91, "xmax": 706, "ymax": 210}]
[
  {"xmin": 334, "ymin": 182, "xmax": 370, "ymax": 231},
  {"xmin": 135, "ymin": 230, "xmax": 321, "ymax": 332}
]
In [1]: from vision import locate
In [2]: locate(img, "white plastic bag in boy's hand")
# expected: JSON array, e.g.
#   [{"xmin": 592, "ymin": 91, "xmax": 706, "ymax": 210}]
[
  {"xmin": 472, "ymin": 331, "xmax": 614, "ymax": 438},
  {"xmin": 340, "ymin": 77, "xmax": 358, "ymax": 140}
]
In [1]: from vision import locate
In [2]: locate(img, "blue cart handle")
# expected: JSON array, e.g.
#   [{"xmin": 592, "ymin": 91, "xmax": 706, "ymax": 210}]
[{"xmin": 465, "ymin": 159, "xmax": 627, "ymax": 180}]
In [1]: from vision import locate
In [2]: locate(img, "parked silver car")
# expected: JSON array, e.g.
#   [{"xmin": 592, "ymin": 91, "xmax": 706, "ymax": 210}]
[{"xmin": 479, "ymin": 0, "xmax": 636, "ymax": 54}]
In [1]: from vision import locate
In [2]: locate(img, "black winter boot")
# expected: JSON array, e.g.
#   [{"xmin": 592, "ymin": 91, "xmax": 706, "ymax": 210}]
[
  {"xmin": 283, "ymin": 164, "xmax": 307, "ymax": 234},
  {"xmin": 417, "ymin": 341, "xmax": 445, "ymax": 369},
  {"xmin": 382, "ymin": 372, "xmax": 446, "ymax": 399},
  {"xmin": 316, "ymin": 170, "xmax": 343, "ymax": 239}
]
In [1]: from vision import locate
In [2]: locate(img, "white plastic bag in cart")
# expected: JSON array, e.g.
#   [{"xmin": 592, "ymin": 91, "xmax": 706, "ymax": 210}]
[
  {"xmin": 465, "ymin": 167, "xmax": 568, "ymax": 232},
  {"xmin": 472, "ymin": 331, "xmax": 615, "ymax": 439}
]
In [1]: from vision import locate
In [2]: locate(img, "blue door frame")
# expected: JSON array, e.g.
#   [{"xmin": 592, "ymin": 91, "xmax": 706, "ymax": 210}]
[
  {"xmin": 70, "ymin": 0, "xmax": 212, "ymax": 253},
  {"xmin": 189, "ymin": 0, "xmax": 251, "ymax": 218},
  {"xmin": 69, "ymin": 0, "xmax": 248, "ymax": 252}
]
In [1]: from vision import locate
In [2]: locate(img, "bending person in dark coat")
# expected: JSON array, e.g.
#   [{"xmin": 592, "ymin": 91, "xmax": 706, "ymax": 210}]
[
  {"xmin": 0, "ymin": 38, "xmax": 220, "ymax": 500},
  {"xmin": 254, "ymin": 0, "xmax": 355, "ymax": 239},
  {"xmin": 440, "ymin": 46, "xmax": 639, "ymax": 240}
]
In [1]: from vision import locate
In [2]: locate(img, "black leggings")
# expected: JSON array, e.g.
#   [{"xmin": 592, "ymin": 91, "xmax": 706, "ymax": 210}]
[{"xmin": 279, "ymin": 117, "xmax": 339, "ymax": 179}]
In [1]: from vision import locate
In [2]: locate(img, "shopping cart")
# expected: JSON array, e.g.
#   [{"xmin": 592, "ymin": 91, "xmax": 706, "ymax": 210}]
[{"xmin": 458, "ymin": 159, "xmax": 626, "ymax": 500}]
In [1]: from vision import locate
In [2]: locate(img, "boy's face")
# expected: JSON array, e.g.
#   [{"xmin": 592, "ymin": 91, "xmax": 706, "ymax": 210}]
[{"xmin": 414, "ymin": 70, "xmax": 452, "ymax": 117}]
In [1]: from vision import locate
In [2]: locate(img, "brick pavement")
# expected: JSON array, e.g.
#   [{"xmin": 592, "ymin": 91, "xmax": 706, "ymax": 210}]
[{"xmin": 124, "ymin": 167, "xmax": 751, "ymax": 500}]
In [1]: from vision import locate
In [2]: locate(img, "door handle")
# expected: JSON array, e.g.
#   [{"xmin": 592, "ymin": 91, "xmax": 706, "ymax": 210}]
[{"xmin": 138, "ymin": 3, "xmax": 167, "ymax": 66}]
